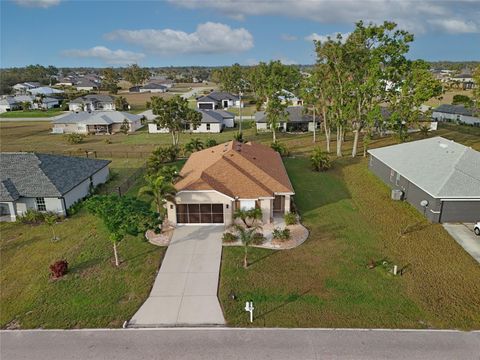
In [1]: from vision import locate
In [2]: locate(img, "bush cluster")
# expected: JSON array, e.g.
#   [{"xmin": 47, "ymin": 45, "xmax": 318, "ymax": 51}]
[
  {"xmin": 272, "ymin": 228, "xmax": 291, "ymax": 241},
  {"xmin": 64, "ymin": 133, "xmax": 85, "ymax": 144},
  {"xmin": 17, "ymin": 210, "xmax": 62, "ymax": 225},
  {"xmin": 270, "ymin": 141, "xmax": 290, "ymax": 157},
  {"xmin": 50, "ymin": 260, "xmax": 68, "ymax": 279},
  {"xmin": 222, "ymin": 232, "xmax": 238, "ymax": 243},
  {"xmin": 284, "ymin": 212, "xmax": 297, "ymax": 225}
]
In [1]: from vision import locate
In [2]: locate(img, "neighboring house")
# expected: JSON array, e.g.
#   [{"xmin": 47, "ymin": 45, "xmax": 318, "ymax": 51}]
[
  {"xmin": 196, "ymin": 91, "xmax": 242, "ymax": 110},
  {"xmin": 255, "ymin": 106, "xmax": 320, "ymax": 132},
  {"xmin": 52, "ymin": 111, "xmax": 143, "ymax": 135},
  {"xmin": 28, "ymin": 86, "xmax": 64, "ymax": 96},
  {"xmin": 56, "ymin": 77, "xmax": 75, "ymax": 87},
  {"xmin": 277, "ymin": 89, "xmax": 303, "ymax": 106},
  {"xmin": 0, "ymin": 95, "xmax": 59, "ymax": 110},
  {"xmin": 148, "ymin": 109, "xmax": 235, "ymax": 134},
  {"xmin": 139, "ymin": 83, "xmax": 168, "ymax": 93},
  {"xmin": 368, "ymin": 137, "xmax": 480, "ymax": 223},
  {"xmin": 149, "ymin": 76, "xmax": 174, "ymax": 88},
  {"xmin": 450, "ymin": 74, "xmax": 476, "ymax": 89},
  {"xmin": 69, "ymin": 95, "xmax": 115, "ymax": 112},
  {"xmin": 432, "ymin": 104, "xmax": 480, "ymax": 126},
  {"xmin": 0, "ymin": 153, "xmax": 110, "ymax": 222},
  {"xmin": 129, "ymin": 86, "xmax": 142, "ymax": 93},
  {"xmin": 75, "ymin": 79, "xmax": 99, "ymax": 91},
  {"xmin": 12, "ymin": 82, "xmax": 40, "ymax": 94},
  {"xmin": 166, "ymin": 141, "xmax": 295, "ymax": 226},
  {"xmin": 0, "ymin": 97, "xmax": 21, "ymax": 112}
]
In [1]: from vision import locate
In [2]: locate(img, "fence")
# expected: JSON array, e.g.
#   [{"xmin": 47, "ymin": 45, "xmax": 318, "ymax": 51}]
[{"xmin": 98, "ymin": 165, "xmax": 146, "ymax": 196}]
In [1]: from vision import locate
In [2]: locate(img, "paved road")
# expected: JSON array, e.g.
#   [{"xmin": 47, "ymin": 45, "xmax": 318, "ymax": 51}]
[
  {"xmin": 443, "ymin": 223, "xmax": 480, "ymax": 264},
  {"xmin": 1, "ymin": 328, "xmax": 479, "ymax": 360},
  {"xmin": 129, "ymin": 226, "xmax": 225, "ymax": 327}
]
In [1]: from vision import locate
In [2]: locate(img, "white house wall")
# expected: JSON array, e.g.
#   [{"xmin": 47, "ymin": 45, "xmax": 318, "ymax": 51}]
[
  {"xmin": 148, "ymin": 123, "xmax": 170, "ymax": 133},
  {"xmin": 432, "ymin": 111, "xmax": 480, "ymax": 126},
  {"xmin": 63, "ymin": 166, "xmax": 109, "ymax": 208},
  {"xmin": 190, "ymin": 123, "xmax": 222, "ymax": 133},
  {"xmin": 223, "ymin": 118, "xmax": 235, "ymax": 128}
]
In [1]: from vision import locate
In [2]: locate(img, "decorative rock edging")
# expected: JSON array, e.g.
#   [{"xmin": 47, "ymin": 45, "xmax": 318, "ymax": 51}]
[{"xmin": 145, "ymin": 221, "xmax": 175, "ymax": 246}]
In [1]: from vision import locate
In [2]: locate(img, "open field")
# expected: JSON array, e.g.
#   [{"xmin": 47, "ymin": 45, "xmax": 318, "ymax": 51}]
[
  {"xmin": 0, "ymin": 159, "xmax": 164, "ymax": 329},
  {"xmin": 2, "ymin": 121, "xmax": 479, "ymax": 158},
  {"xmin": 0, "ymin": 109, "xmax": 65, "ymax": 118},
  {"xmin": 425, "ymin": 88, "xmax": 474, "ymax": 107},
  {"xmin": 219, "ymin": 156, "xmax": 480, "ymax": 329}
]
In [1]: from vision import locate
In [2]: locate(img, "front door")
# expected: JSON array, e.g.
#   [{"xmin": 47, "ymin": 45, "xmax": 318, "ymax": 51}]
[{"xmin": 273, "ymin": 196, "xmax": 284, "ymax": 214}]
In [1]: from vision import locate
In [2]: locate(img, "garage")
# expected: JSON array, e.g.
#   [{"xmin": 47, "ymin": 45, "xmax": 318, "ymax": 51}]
[
  {"xmin": 176, "ymin": 203, "xmax": 224, "ymax": 224},
  {"xmin": 440, "ymin": 200, "xmax": 480, "ymax": 223},
  {"xmin": 198, "ymin": 103, "xmax": 214, "ymax": 110}
]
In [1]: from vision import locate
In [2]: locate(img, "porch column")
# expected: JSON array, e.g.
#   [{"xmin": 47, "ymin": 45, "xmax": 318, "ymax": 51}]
[
  {"xmin": 260, "ymin": 199, "xmax": 272, "ymax": 224},
  {"xmin": 284, "ymin": 195, "xmax": 291, "ymax": 214},
  {"xmin": 166, "ymin": 200, "xmax": 176, "ymax": 225}
]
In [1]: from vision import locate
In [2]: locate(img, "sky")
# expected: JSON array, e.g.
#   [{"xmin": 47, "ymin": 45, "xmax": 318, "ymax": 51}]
[{"xmin": 1, "ymin": 0, "xmax": 479, "ymax": 68}]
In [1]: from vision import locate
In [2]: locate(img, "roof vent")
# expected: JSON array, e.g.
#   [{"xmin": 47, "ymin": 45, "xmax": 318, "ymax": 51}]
[{"xmin": 439, "ymin": 143, "xmax": 448, "ymax": 149}]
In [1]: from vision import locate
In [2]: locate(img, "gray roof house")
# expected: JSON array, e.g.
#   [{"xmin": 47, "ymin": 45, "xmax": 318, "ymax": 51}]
[
  {"xmin": 0, "ymin": 153, "xmax": 110, "ymax": 221},
  {"xmin": 148, "ymin": 109, "xmax": 235, "ymax": 134},
  {"xmin": 69, "ymin": 94, "xmax": 115, "ymax": 111},
  {"xmin": 197, "ymin": 91, "xmax": 241, "ymax": 110},
  {"xmin": 368, "ymin": 137, "xmax": 480, "ymax": 223},
  {"xmin": 255, "ymin": 106, "xmax": 320, "ymax": 132},
  {"xmin": 53, "ymin": 111, "xmax": 143, "ymax": 135},
  {"xmin": 139, "ymin": 83, "xmax": 168, "ymax": 93},
  {"xmin": 432, "ymin": 104, "xmax": 479, "ymax": 126},
  {"xmin": 75, "ymin": 78, "xmax": 99, "ymax": 91}
]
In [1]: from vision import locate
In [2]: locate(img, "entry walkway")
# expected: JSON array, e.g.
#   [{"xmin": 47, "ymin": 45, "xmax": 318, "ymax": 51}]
[{"xmin": 129, "ymin": 225, "xmax": 225, "ymax": 327}]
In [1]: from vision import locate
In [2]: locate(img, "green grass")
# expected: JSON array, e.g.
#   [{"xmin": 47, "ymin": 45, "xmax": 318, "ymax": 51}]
[
  {"xmin": 219, "ymin": 157, "xmax": 480, "ymax": 329},
  {"xmin": 0, "ymin": 158, "xmax": 164, "ymax": 329},
  {"xmin": 0, "ymin": 109, "xmax": 65, "ymax": 118}
]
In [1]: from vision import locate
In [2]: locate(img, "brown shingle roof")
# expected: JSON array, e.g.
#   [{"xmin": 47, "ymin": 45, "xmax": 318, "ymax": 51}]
[{"xmin": 175, "ymin": 141, "xmax": 294, "ymax": 198}]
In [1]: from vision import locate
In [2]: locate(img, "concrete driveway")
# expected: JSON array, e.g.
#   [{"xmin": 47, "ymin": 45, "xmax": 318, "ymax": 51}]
[
  {"xmin": 129, "ymin": 225, "xmax": 225, "ymax": 327},
  {"xmin": 443, "ymin": 223, "xmax": 480, "ymax": 264}
]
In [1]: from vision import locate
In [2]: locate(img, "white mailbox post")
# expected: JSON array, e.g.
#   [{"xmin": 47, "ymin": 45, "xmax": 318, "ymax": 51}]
[{"xmin": 245, "ymin": 301, "xmax": 254, "ymax": 323}]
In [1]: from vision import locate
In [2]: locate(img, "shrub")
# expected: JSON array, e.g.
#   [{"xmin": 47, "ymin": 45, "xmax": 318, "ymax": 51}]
[
  {"xmin": 49, "ymin": 260, "xmax": 68, "ymax": 279},
  {"xmin": 270, "ymin": 141, "xmax": 290, "ymax": 157},
  {"xmin": 284, "ymin": 212, "xmax": 297, "ymax": 225},
  {"xmin": 104, "ymin": 138, "xmax": 112, "ymax": 144},
  {"xmin": 233, "ymin": 131, "xmax": 244, "ymax": 142},
  {"xmin": 66, "ymin": 199, "xmax": 84, "ymax": 216},
  {"xmin": 310, "ymin": 147, "xmax": 331, "ymax": 171},
  {"xmin": 119, "ymin": 119, "xmax": 130, "ymax": 134},
  {"xmin": 17, "ymin": 209, "xmax": 45, "ymax": 224},
  {"xmin": 205, "ymin": 138, "xmax": 218, "ymax": 148},
  {"xmin": 252, "ymin": 232, "xmax": 266, "ymax": 245},
  {"xmin": 222, "ymin": 232, "xmax": 238, "ymax": 243},
  {"xmin": 147, "ymin": 145, "xmax": 180, "ymax": 173},
  {"xmin": 64, "ymin": 133, "xmax": 85, "ymax": 144},
  {"xmin": 272, "ymin": 228, "xmax": 291, "ymax": 242}
]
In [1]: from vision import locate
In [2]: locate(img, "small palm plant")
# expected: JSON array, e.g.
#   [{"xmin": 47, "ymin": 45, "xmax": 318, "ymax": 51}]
[
  {"xmin": 233, "ymin": 208, "xmax": 263, "ymax": 268},
  {"xmin": 184, "ymin": 138, "xmax": 204, "ymax": 153},
  {"xmin": 44, "ymin": 213, "xmax": 59, "ymax": 242},
  {"xmin": 311, "ymin": 147, "xmax": 331, "ymax": 172},
  {"xmin": 139, "ymin": 174, "xmax": 177, "ymax": 220},
  {"xmin": 419, "ymin": 125, "xmax": 430, "ymax": 138}
]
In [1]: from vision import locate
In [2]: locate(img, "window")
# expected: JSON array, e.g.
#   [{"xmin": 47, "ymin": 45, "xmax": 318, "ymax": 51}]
[
  {"xmin": 35, "ymin": 197, "xmax": 46, "ymax": 211},
  {"xmin": 395, "ymin": 173, "xmax": 401, "ymax": 186},
  {"xmin": 389, "ymin": 169, "xmax": 395, "ymax": 183},
  {"xmin": 206, "ymin": 123, "xmax": 211, "ymax": 131},
  {"xmin": 240, "ymin": 200, "xmax": 256, "ymax": 210}
]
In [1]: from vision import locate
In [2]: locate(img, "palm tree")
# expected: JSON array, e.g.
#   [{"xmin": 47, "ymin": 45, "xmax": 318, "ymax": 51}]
[
  {"xmin": 234, "ymin": 208, "xmax": 263, "ymax": 228},
  {"xmin": 44, "ymin": 213, "xmax": 59, "ymax": 241},
  {"xmin": 184, "ymin": 138, "xmax": 204, "ymax": 153},
  {"xmin": 233, "ymin": 208, "xmax": 263, "ymax": 268},
  {"xmin": 139, "ymin": 175, "xmax": 177, "ymax": 219}
]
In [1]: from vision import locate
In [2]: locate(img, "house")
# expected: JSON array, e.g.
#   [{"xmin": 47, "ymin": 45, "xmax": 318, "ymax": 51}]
[
  {"xmin": 148, "ymin": 109, "xmax": 235, "ymax": 134},
  {"xmin": 0, "ymin": 95, "xmax": 59, "ymax": 110},
  {"xmin": 432, "ymin": 104, "xmax": 479, "ymax": 126},
  {"xmin": 52, "ymin": 111, "xmax": 143, "ymax": 135},
  {"xmin": 129, "ymin": 86, "xmax": 142, "ymax": 93},
  {"xmin": 75, "ymin": 79, "xmax": 99, "ymax": 91},
  {"xmin": 450, "ymin": 74, "xmax": 476, "ymax": 90},
  {"xmin": 149, "ymin": 76, "xmax": 174, "ymax": 88},
  {"xmin": 139, "ymin": 83, "xmax": 168, "ymax": 93},
  {"xmin": 69, "ymin": 95, "xmax": 115, "ymax": 112},
  {"xmin": 255, "ymin": 106, "xmax": 320, "ymax": 132},
  {"xmin": 368, "ymin": 137, "xmax": 480, "ymax": 223},
  {"xmin": 28, "ymin": 86, "xmax": 64, "ymax": 96},
  {"xmin": 166, "ymin": 141, "xmax": 295, "ymax": 226},
  {"xmin": 0, "ymin": 97, "xmax": 21, "ymax": 112},
  {"xmin": 196, "ymin": 91, "xmax": 242, "ymax": 110},
  {"xmin": 277, "ymin": 89, "xmax": 303, "ymax": 106},
  {"xmin": 12, "ymin": 82, "xmax": 41, "ymax": 94},
  {"xmin": 0, "ymin": 153, "xmax": 110, "ymax": 222}
]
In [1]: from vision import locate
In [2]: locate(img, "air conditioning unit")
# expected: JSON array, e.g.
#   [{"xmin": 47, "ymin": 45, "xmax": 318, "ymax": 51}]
[{"xmin": 391, "ymin": 189, "xmax": 404, "ymax": 201}]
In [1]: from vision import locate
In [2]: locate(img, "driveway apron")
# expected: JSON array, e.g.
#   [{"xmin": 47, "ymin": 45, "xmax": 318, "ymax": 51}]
[{"xmin": 129, "ymin": 225, "xmax": 226, "ymax": 327}]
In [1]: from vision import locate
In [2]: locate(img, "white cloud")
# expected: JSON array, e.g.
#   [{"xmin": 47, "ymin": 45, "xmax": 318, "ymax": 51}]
[
  {"xmin": 305, "ymin": 32, "xmax": 350, "ymax": 43},
  {"xmin": 13, "ymin": 0, "xmax": 60, "ymax": 8},
  {"xmin": 281, "ymin": 34, "xmax": 297, "ymax": 41},
  {"xmin": 168, "ymin": 0, "xmax": 480, "ymax": 34},
  {"xmin": 105, "ymin": 22, "xmax": 254, "ymax": 55},
  {"xmin": 428, "ymin": 19, "xmax": 479, "ymax": 34},
  {"xmin": 62, "ymin": 46, "xmax": 145, "ymax": 65}
]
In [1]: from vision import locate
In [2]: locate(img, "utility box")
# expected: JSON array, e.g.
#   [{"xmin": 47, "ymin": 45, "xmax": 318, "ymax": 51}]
[{"xmin": 391, "ymin": 189, "xmax": 404, "ymax": 201}]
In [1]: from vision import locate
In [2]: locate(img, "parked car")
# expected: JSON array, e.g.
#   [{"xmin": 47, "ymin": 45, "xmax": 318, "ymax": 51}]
[{"xmin": 474, "ymin": 222, "xmax": 480, "ymax": 236}]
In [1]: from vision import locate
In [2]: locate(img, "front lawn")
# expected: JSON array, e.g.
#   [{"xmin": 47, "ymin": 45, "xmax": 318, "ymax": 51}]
[
  {"xmin": 0, "ymin": 109, "xmax": 65, "ymax": 118},
  {"xmin": 219, "ymin": 157, "xmax": 480, "ymax": 329},
  {"xmin": 0, "ymin": 159, "xmax": 164, "ymax": 329}
]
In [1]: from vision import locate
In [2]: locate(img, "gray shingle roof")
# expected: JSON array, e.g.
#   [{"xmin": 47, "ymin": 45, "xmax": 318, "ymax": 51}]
[
  {"xmin": 70, "ymin": 94, "xmax": 114, "ymax": 104},
  {"xmin": 368, "ymin": 137, "xmax": 480, "ymax": 199},
  {"xmin": 54, "ymin": 111, "xmax": 142, "ymax": 125},
  {"xmin": 143, "ymin": 83, "xmax": 167, "ymax": 90},
  {"xmin": 0, "ymin": 153, "xmax": 110, "ymax": 200},
  {"xmin": 255, "ymin": 106, "xmax": 313, "ymax": 123},
  {"xmin": 199, "ymin": 109, "xmax": 234, "ymax": 123},
  {"xmin": 75, "ymin": 79, "xmax": 99, "ymax": 88},
  {"xmin": 197, "ymin": 91, "xmax": 239, "ymax": 103},
  {"xmin": 434, "ymin": 104, "xmax": 476, "ymax": 117}
]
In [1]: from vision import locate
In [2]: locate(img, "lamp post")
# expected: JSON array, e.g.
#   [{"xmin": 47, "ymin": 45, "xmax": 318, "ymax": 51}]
[{"xmin": 239, "ymin": 91, "xmax": 243, "ymax": 133}]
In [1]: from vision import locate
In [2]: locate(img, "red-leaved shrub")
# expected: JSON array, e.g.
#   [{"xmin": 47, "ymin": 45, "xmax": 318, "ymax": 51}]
[{"xmin": 50, "ymin": 260, "xmax": 68, "ymax": 279}]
